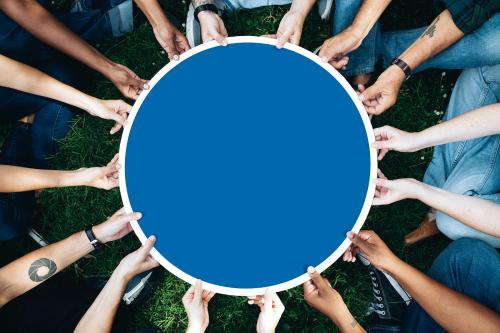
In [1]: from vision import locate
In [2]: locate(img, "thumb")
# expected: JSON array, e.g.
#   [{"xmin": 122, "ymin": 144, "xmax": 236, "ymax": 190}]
[
  {"xmin": 372, "ymin": 139, "xmax": 393, "ymax": 150},
  {"xmin": 346, "ymin": 232, "xmax": 370, "ymax": 254},
  {"xmin": 374, "ymin": 177, "xmax": 394, "ymax": 190},
  {"xmin": 263, "ymin": 288, "xmax": 273, "ymax": 313},
  {"xmin": 359, "ymin": 82, "xmax": 381, "ymax": 102},
  {"xmin": 307, "ymin": 266, "xmax": 328, "ymax": 292},
  {"xmin": 319, "ymin": 43, "xmax": 342, "ymax": 63},
  {"xmin": 193, "ymin": 279, "xmax": 203, "ymax": 304},
  {"xmin": 277, "ymin": 30, "xmax": 293, "ymax": 48},
  {"xmin": 139, "ymin": 235, "xmax": 156, "ymax": 256}
]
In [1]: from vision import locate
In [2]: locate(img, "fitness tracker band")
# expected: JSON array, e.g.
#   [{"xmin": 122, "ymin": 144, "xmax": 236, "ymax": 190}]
[
  {"xmin": 85, "ymin": 228, "xmax": 103, "ymax": 250},
  {"xmin": 194, "ymin": 4, "xmax": 220, "ymax": 22},
  {"xmin": 391, "ymin": 58, "xmax": 412, "ymax": 80}
]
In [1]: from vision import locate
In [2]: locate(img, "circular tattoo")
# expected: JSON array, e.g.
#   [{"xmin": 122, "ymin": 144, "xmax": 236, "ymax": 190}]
[{"xmin": 28, "ymin": 258, "xmax": 57, "ymax": 282}]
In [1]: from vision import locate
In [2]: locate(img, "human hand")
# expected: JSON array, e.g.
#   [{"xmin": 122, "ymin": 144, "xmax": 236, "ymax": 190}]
[
  {"xmin": 106, "ymin": 62, "xmax": 150, "ymax": 100},
  {"xmin": 303, "ymin": 267, "xmax": 348, "ymax": 321},
  {"xmin": 198, "ymin": 11, "xmax": 228, "ymax": 45},
  {"xmin": 372, "ymin": 126, "xmax": 421, "ymax": 160},
  {"xmin": 318, "ymin": 27, "xmax": 363, "ymax": 70},
  {"xmin": 248, "ymin": 289, "xmax": 285, "ymax": 333},
  {"xmin": 346, "ymin": 230, "xmax": 400, "ymax": 273},
  {"xmin": 115, "ymin": 235, "xmax": 159, "ymax": 281},
  {"xmin": 358, "ymin": 65, "xmax": 406, "ymax": 115},
  {"xmin": 183, "ymin": 280, "xmax": 215, "ymax": 333},
  {"xmin": 270, "ymin": 9, "xmax": 306, "ymax": 48},
  {"xmin": 76, "ymin": 153, "xmax": 120, "ymax": 189},
  {"xmin": 153, "ymin": 22, "xmax": 190, "ymax": 60},
  {"xmin": 373, "ymin": 169, "xmax": 421, "ymax": 205},
  {"xmin": 92, "ymin": 207, "xmax": 141, "ymax": 244},
  {"xmin": 84, "ymin": 99, "xmax": 131, "ymax": 134}
]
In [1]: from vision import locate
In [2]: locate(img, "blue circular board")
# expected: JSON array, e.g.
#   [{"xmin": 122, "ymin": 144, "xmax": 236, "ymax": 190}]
[{"xmin": 119, "ymin": 37, "xmax": 376, "ymax": 296}]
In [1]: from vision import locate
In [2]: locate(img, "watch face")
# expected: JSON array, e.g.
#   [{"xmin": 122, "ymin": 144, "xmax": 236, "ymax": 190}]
[{"xmin": 119, "ymin": 37, "xmax": 376, "ymax": 296}]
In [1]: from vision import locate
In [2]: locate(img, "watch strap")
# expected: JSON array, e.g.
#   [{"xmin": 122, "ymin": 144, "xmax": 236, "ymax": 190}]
[
  {"xmin": 194, "ymin": 4, "xmax": 220, "ymax": 22},
  {"xmin": 391, "ymin": 58, "xmax": 412, "ymax": 80},
  {"xmin": 85, "ymin": 228, "xmax": 102, "ymax": 250}
]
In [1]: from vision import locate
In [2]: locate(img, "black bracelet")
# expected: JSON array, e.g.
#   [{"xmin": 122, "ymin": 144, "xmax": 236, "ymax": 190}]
[
  {"xmin": 391, "ymin": 58, "xmax": 412, "ymax": 80},
  {"xmin": 85, "ymin": 228, "xmax": 103, "ymax": 250},
  {"xmin": 194, "ymin": 4, "xmax": 220, "ymax": 23}
]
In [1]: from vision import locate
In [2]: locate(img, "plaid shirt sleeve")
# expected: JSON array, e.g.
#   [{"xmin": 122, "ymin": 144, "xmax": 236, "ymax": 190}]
[{"xmin": 435, "ymin": 0, "xmax": 500, "ymax": 34}]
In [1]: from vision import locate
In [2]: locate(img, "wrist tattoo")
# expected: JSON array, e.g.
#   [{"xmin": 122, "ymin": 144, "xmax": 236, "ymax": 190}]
[
  {"xmin": 192, "ymin": 0, "xmax": 215, "ymax": 7},
  {"xmin": 28, "ymin": 258, "xmax": 57, "ymax": 283},
  {"xmin": 420, "ymin": 15, "xmax": 440, "ymax": 39},
  {"xmin": 351, "ymin": 318, "xmax": 359, "ymax": 328}
]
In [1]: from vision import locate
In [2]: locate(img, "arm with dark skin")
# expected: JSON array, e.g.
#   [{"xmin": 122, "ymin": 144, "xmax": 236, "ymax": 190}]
[
  {"xmin": 0, "ymin": 0, "xmax": 148, "ymax": 99},
  {"xmin": 347, "ymin": 231, "xmax": 500, "ymax": 333},
  {"xmin": 0, "ymin": 209, "xmax": 142, "ymax": 308},
  {"xmin": 359, "ymin": 10, "xmax": 464, "ymax": 115}
]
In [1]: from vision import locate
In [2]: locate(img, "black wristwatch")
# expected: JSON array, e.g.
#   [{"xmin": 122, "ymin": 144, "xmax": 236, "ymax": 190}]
[
  {"xmin": 194, "ymin": 4, "xmax": 220, "ymax": 23},
  {"xmin": 391, "ymin": 58, "xmax": 412, "ymax": 80},
  {"xmin": 85, "ymin": 227, "xmax": 103, "ymax": 250}
]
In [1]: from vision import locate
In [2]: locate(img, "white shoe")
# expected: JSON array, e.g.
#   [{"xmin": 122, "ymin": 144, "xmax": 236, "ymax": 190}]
[
  {"xmin": 186, "ymin": 0, "xmax": 227, "ymax": 47},
  {"xmin": 317, "ymin": 0, "xmax": 334, "ymax": 20}
]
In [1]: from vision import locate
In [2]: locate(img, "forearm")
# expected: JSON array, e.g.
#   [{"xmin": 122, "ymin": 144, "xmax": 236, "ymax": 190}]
[
  {"xmin": 1, "ymin": 0, "xmax": 113, "ymax": 77},
  {"xmin": 328, "ymin": 303, "xmax": 367, "ymax": 333},
  {"xmin": 0, "ymin": 231, "xmax": 93, "ymax": 307},
  {"xmin": 289, "ymin": 0, "xmax": 316, "ymax": 16},
  {"xmin": 349, "ymin": 0, "xmax": 392, "ymax": 40},
  {"xmin": 414, "ymin": 181, "xmax": 500, "ymax": 237},
  {"xmin": 0, "ymin": 55, "xmax": 99, "ymax": 114},
  {"xmin": 134, "ymin": 0, "xmax": 171, "ymax": 28},
  {"xmin": 0, "ymin": 166, "xmax": 91, "ymax": 192},
  {"xmin": 388, "ymin": 259, "xmax": 500, "ymax": 333},
  {"xmin": 75, "ymin": 270, "xmax": 127, "ymax": 333},
  {"xmin": 398, "ymin": 10, "xmax": 464, "ymax": 70},
  {"xmin": 415, "ymin": 103, "xmax": 500, "ymax": 149}
]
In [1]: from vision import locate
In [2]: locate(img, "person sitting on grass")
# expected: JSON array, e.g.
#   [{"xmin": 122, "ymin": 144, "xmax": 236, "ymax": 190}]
[
  {"xmin": 0, "ymin": 154, "xmax": 120, "ymax": 241},
  {"xmin": 371, "ymin": 64, "xmax": 500, "ymax": 247},
  {"xmin": 313, "ymin": 0, "xmax": 499, "ymax": 115},
  {"xmin": 0, "ymin": 208, "xmax": 159, "ymax": 333},
  {"xmin": 306, "ymin": 231, "xmax": 500, "ymax": 333}
]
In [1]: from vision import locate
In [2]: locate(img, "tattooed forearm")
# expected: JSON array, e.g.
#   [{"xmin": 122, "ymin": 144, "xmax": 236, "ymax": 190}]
[
  {"xmin": 192, "ymin": 0, "xmax": 215, "ymax": 7},
  {"xmin": 420, "ymin": 15, "xmax": 440, "ymax": 39},
  {"xmin": 351, "ymin": 318, "xmax": 359, "ymax": 328},
  {"xmin": 28, "ymin": 258, "xmax": 57, "ymax": 283}
]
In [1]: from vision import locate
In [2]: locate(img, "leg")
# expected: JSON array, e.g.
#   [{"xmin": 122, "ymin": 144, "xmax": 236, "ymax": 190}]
[
  {"xmin": 224, "ymin": 0, "xmax": 292, "ymax": 11},
  {"xmin": 382, "ymin": 13, "xmax": 500, "ymax": 73},
  {"xmin": 402, "ymin": 238, "xmax": 500, "ymax": 332},
  {"xmin": 332, "ymin": 0, "xmax": 381, "ymax": 77}
]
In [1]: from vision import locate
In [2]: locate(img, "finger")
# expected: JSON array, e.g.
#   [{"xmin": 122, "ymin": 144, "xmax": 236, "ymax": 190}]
[
  {"xmin": 374, "ymin": 178, "xmax": 393, "ymax": 190},
  {"xmin": 111, "ymin": 207, "xmax": 126, "ymax": 217},
  {"xmin": 108, "ymin": 153, "xmax": 120, "ymax": 166},
  {"xmin": 205, "ymin": 291, "xmax": 216, "ymax": 302},
  {"xmin": 303, "ymin": 280, "xmax": 316, "ymax": 294},
  {"xmin": 359, "ymin": 83, "xmax": 381, "ymax": 102},
  {"xmin": 193, "ymin": 279, "xmax": 203, "ymax": 303},
  {"xmin": 276, "ymin": 29, "xmax": 293, "ymax": 48},
  {"xmin": 358, "ymin": 230, "xmax": 376, "ymax": 242},
  {"xmin": 346, "ymin": 231, "xmax": 370, "ymax": 253},
  {"xmin": 139, "ymin": 235, "xmax": 156, "ymax": 256},
  {"xmin": 272, "ymin": 292, "xmax": 285, "ymax": 314},
  {"xmin": 378, "ymin": 149, "xmax": 389, "ymax": 160},
  {"xmin": 261, "ymin": 34, "xmax": 277, "ymax": 39},
  {"xmin": 183, "ymin": 285, "xmax": 195, "ymax": 302},
  {"xmin": 307, "ymin": 266, "xmax": 329, "ymax": 292},
  {"xmin": 329, "ymin": 56, "xmax": 349, "ymax": 70},
  {"xmin": 263, "ymin": 289, "xmax": 273, "ymax": 313},
  {"xmin": 164, "ymin": 37, "xmax": 180, "ymax": 60}
]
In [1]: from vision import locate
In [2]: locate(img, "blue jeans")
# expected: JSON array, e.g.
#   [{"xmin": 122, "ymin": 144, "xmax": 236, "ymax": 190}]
[
  {"xmin": 224, "ymin": 0, "xmax": 292, "ymax": 12},
  {"xmin": 333, "ymin": 0, "xmax": 500, "ymax": 76},
  {"xmin": 423, "ymin": 65, "xmax": 500, "ymax": 248},
  {"xmin": 369, "ymin": 238, "xmax": 500, "ymax": 332}
]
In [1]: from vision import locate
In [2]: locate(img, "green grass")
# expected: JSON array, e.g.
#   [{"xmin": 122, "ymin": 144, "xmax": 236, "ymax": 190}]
[{"xmin": 0, "ymin": 1, "xmax": 458, "ymax": 332}]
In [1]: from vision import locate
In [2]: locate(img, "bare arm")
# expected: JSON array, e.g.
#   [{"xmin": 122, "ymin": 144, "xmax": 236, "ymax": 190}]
[
  {"xmin": 349, "ymin": 231, "xmax": 500, "ymax": 333},
  {"xmin": 373, "ymin": 177, "xmax": 500, "ymax": 237},
  {"xmin": 0, "ymin": 0, "xmax": 148, "ymax": 99},
  {"xmin": 0, "ymin": 55, "xmax": 130, "ymax": 133},
  {"xmin": 0, "ymin": 231, "xmax": 94, "ymax": 307}
]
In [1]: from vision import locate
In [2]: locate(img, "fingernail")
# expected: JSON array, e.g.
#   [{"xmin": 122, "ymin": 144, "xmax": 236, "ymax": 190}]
[
  {"xmin": 307, "ymin": 266, "xmax": 315, "ymax": 274},
  {"xmin": 358, "ymin": 95, "xmax": 366, "ymax": 102},
  {"xmin": 116, "ymin": 163, "xmax": 122, "ymax": 169},
  {"xmin": 173, "ymin": 55, "xmax": 179, "ymax": 60},
  {"xmin": 248, "ymin": 300, "xmax": 254, "ymax": 304},
  {"xmin": 222, "ymin": 40, "xmax": 228, "ymax": 47},
  {"xmin": 135, "ymin": 212, "xmax": 142, "ymax": 219},
  {"xmin": 346, "ymin": 231, "xmax": 354, "ymax": 239},
  {"xmin": 143, "ymin": 83, "xmax": 150, "ymax": 89},
  {"xmin": 321, "ymin": 57, "xmax": 328, "ymax": 62}
]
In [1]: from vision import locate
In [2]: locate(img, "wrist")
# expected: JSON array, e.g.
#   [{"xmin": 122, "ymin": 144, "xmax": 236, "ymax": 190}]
[
  {"xmin": 410, "ymin": 179, "xmax": 427, "ymax": 201},
  {"xmin": 187, "ymin": 322, "xmax": 204, "ymax": 333},
  {"xmin": 197, "ymin": 9, "xmax": 218, "ymax": 23},
  {"xmin": 412, "ymin": 131, "xmax": 429, "ymax": 151},
  {"xmin": 92, "ymin": 223, "xmax": 109, "ymax": 244},
  {"xmin": 387, "ymin": 64, "xmax": 407, "ymax": 84}
]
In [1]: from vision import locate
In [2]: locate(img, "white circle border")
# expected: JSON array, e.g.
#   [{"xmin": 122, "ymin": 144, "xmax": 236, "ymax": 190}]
[{"xmin": 119, "ymin": 36, "xmax": 377, "ymax": 296}]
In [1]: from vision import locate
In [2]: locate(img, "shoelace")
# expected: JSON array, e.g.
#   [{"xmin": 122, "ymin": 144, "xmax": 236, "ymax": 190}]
[{"xmin": 366, "ymin": 270, "xmax": 386, "ymax": 316}]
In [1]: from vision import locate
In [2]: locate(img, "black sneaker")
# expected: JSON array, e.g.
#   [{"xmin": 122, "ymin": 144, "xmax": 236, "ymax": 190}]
[{"xmin": 357, "ymin": 253, "xmax": 411, "ymax": 324}]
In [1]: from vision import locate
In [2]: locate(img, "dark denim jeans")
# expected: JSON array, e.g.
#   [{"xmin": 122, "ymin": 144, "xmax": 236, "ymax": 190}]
[{"xmin": 368, "ymin": 238, "xmax": 500, "ymax": 332}]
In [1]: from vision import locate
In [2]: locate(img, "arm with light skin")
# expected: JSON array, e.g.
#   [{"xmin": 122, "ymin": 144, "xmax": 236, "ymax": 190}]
[
  {"xmin": 372, "ymin": 103, "xmax": 500, "ymax": 160},
  {"xmin": 0, "ymin": 154, "xmax": 120, "ymax": 192},
  {"xmin": 373, "ymin": 171, "xmax": 500, "ymax": 237},
  {"xmin": 0, "ymin": 55, "xmax": 131, "ymax": 134},
  {"xmin": 300, "ymin": 267, "xmax": 366, "ymax": 333},
  {"xmin": 0, "ymin": 208, "xmax": 142, "ymax": 308},
  {"xmin": 74, "ymin": 236, "xmax": 159, "ymax": 333},
  {"xmin": 347, "ymin": 230, "xmax": 500, "ymax": 333},
  {"xmin": 247, "ymin": 289, "xmax": 286, "ymax": 333},
  {"xmin": 359, "ymin": 10, "xmax": 464, "ymax": 115},
  {"xmin": 192, "ymin": 0, "xmax": 228, "ymax": 45},
  {"xmin": 265, "ymin": 0, "xmax": 316, "ymax": 48},
  {"xmin": 182, "ymin": 280, "xmax": 216, "ymax": 333},
  {"xmin": 319, "ymin": 0, "xmax": 391, "ymax": 69},
  {"xmin": 134, "ymin": 0, "xmax": 190, "ymax": 60},
  {"xmin": 0, "ymin": 0, "xmax": 148, "ymax": 99}
]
